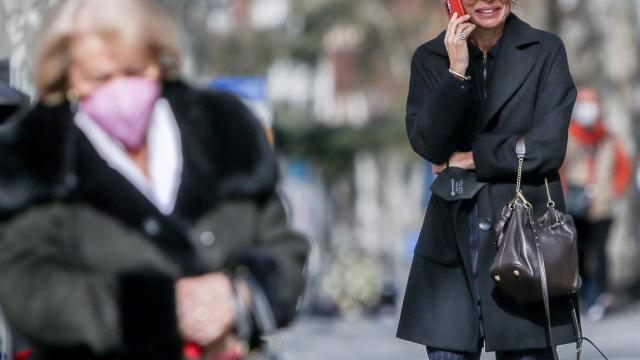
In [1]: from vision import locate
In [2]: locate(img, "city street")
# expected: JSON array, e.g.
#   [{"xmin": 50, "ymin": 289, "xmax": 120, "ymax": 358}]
[
  {"xmin": 1, "ymin": 1, "xmax": 640, "ymax": 359},
  {"xmin": 276, "ymin": 303, "xmax": 640, "ymax": 360}
]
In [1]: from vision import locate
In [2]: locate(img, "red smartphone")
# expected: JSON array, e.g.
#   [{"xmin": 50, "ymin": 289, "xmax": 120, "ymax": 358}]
[{"xmin": 445, "ymin": 0, "xmax": 467, "ymax": 19}]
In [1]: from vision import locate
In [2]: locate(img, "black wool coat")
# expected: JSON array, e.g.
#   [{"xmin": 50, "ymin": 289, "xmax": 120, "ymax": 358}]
[
  {"xmin": 0, "ymin": 81, "xmax": 309, "ymax": 360},
  {"xmin": 397, "ymin": 15, "xmax": 579, "ymax": 352}
]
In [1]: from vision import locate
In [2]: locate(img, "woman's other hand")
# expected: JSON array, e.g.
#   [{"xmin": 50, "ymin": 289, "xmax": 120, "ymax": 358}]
[
  {"xmin": 176, "ymin": 273, "xmax": 237, "ymax": 347},
  {"xmin": 449, "ymin": 151, "xmax": 476, "ymax": 170},
  {"xmin": 432, "ymin": 151, "xmax": 476, "ymax": 174},
  {"xmin": 444, "ymin": 13, "xmax": 476, "ymax": 74},
  {"xmin": 432, "ymin": 163, "xmax": 447, "ymax": 174}
]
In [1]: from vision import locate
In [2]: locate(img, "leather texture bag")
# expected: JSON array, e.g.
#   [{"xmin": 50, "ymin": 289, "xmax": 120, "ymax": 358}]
[
  {"xmin": 490, "ymin": 138, "xmax": 581, "ymax": 303},
  {"xmin": 490, "ymin": 137, "xmax": 586, "ymax": 360},
  {"xmin": 490, "ymin": 184, "xmax": 582, "ymax": 304}
]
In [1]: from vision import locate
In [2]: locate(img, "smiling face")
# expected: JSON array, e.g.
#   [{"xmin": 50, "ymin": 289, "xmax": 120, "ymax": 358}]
[{"xmin": 463, "ymin": 0, "xmax": 511, "ymax": 30}]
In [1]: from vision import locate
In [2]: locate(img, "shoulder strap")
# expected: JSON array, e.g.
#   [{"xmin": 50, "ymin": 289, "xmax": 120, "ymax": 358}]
[
  {"xmin": 571, "ymin": 296, "xmax": 609, "ymax": 359},
  {"xmin": 529, "ymin": 212, "xmax": 559, "ymax": 360},
  {"xmin": 517, "ymin": 136, "xmax": 576, "ymax": 359},
  {"xmin": 571, "ymin": 298, "xmax": 583, "ymax": 359},
  {"xmin": 517, "ymin": 137, "xmax": 608, "ymax": 359}
]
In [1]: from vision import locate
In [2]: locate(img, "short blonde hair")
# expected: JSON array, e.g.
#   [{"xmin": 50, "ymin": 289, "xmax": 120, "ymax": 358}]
[{"xmin": 35, "ymin": 0, "xmax": 182, "ymax": 104}]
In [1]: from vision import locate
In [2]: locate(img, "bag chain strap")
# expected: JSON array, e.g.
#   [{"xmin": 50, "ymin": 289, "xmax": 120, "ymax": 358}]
[
  {"xmin": 514, "ymin": 156, "xmax": 554, "ymax": 209},
  {"xmin": 544, "ymin": 178, "xmax": 555, "ymax": 208},
  {"xmin": 515, "ymin": 157, "xmax": 524, "ymax": 195}
]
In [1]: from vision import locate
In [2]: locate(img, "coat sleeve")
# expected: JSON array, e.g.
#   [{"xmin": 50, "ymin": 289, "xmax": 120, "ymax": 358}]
[
  {"xmin": 250, "ymin": 193, "xmax": 309, "ymax": 328},
  {"xmin": 406, "ymin": 46, "xmax": 475, "ymax": 165},
  {"xmin": 472, "ymin": 40, "xmax": 577, "ymax": 182},
  {"xmin": 222, "ymin": 195, "xmax": 309, "ymax": 347},
  {"xmin": 206, "ymin": 91, "xmax": 309, "ymax": 330},
  {"xmin": 0, "ymin": 205, "xmax": 182, "ymax": 358}
]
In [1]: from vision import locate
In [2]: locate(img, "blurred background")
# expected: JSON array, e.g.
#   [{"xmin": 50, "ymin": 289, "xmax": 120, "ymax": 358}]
[{"xmin": 1, "ymin": 0, "xmax": 639, "ymax": 359}]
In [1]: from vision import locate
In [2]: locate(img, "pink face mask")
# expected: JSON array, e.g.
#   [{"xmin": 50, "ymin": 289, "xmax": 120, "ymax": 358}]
[{"xmin": 79, "ymin": 77, "xmax": 161, "ymax": 151}]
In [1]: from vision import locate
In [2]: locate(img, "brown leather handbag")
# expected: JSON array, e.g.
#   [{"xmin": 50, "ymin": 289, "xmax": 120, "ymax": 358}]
[
  {"xmin": 490, "ymin": 137, "xmax": 585, "ymax": 360},
  {"xmin": 490, "ymin": 184, "xmax": 581, "ymax": 304},
  {"xmin": 490, "ymin": 137, "xmax": 581, "ymax": 302}
]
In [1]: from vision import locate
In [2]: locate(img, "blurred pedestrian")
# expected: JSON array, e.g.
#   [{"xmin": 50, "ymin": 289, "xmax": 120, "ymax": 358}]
[
  {"xmin": 0, "ymin": 1, "xmax": 308, "ymax": 359},
  {"xmin": 0, "ymin": 59, "xmax": 31, "ymax": 360},
  {"xmin": 398, "ymin": 0, "xmax": 579, "ymax": 359},
  {"xmin": 562, "ymin": 86, "xmax": 631, "ymax": 322},
  {"xmin": 0, "ymin": 59, "xmax": 28, "ymax": 125}
]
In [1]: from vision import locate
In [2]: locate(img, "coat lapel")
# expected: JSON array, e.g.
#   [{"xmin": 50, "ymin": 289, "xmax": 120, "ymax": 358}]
[
  {"xmin": 484, "ymin": 15, "xmax": 540, "ymax": 125},
  {"xmin": 162, "ymin": 80, "xmax": 279, "ymax": 210},
  {"xmin": 422, "ymin": 15, "xmax": 540, "ymax": 129},
  {"xmin": 161, "ymin": 82, "xmax": 221, "ymax": 219}
]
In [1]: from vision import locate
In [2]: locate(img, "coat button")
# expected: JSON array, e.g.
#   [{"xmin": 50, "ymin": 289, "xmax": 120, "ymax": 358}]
[
  {"xmin": 143, "ymin": 218, "xmax": 161, "ymax": 236},
  {"xmin": 479, "ymin": 219, "xmax": 492, "ymax": 231},
  {"xmin": 200, "ymin": 231, "xmax": 216, "ymax": 246},
  {"xmin": 64, "ymin": 174, "xmax": 79, "ymax": 189}
]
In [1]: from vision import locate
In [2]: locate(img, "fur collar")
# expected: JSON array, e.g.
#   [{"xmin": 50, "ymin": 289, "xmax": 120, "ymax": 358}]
[{"xmin": 0, "ymin": 80, "xmax": 278, "ymax": 220}]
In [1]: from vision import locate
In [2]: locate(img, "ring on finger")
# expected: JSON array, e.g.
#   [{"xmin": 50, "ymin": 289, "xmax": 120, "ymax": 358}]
[
  {"xmin": 195, "ymin": 306, "xmax": 210, "ymax": 321},
  {"xmin": 459, "ymin": 32, "xmax": 467, "ymax": 41}
]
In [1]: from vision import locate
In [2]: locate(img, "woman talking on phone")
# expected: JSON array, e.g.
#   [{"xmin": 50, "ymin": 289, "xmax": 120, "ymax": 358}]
[{"xmin": 397, "ymin": 0, "xmax": 578, "ymax": 359}]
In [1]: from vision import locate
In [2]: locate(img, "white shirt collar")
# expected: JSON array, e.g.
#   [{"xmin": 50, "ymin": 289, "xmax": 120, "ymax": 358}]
[{"xmin": 74, "ymin": 98, "xmax": 183, "ymax": 215}]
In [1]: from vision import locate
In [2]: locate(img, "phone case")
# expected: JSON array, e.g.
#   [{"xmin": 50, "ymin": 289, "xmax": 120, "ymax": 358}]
[{"xmin": 445, "ymin": 0, "xmax": 466, "ymax": 19}]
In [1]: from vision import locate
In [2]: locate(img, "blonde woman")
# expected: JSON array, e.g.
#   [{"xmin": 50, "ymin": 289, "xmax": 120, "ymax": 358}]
[
  {"xmin": 398, "ymin": 0, "xmax": 578, "ymax": 359},
  {"xmin": 0, "ymin": 1, "xmax": 308, "ymax": 359}
]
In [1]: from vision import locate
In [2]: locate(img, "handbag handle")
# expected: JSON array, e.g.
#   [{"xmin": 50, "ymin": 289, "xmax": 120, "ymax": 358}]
[
  {"xmin": 514, "ymin": 156, "xmax": 532, "ymax": 208},
  {"xmin": 514, "ymin": 137, "xmax": 554, "ymax": 209}
]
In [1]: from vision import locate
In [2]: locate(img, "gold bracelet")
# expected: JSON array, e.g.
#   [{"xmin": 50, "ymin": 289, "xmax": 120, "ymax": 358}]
[{"xmin": 448, "ymin": 68, "xmax": 471, "ymax": 82}]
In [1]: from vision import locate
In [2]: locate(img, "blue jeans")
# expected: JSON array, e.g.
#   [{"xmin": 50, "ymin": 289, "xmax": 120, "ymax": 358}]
[{"xmin": 427, "ymin": 347, "xmax": 555, "ymax": 360}]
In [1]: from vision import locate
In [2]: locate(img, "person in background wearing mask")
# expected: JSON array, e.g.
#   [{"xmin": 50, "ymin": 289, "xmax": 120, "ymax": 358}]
[
  {"xmin": 0, "ymin": 0, "xmax": 309, "ymax": 359},
  {"xmin": 562, "ymin": 86, "xmax": 631, "ymax": 322}
]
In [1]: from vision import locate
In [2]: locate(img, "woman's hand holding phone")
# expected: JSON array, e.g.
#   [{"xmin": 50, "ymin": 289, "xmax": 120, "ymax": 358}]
[{"xmin": 444, "ymin": 13, "xmax": 476, "ymax": 75}]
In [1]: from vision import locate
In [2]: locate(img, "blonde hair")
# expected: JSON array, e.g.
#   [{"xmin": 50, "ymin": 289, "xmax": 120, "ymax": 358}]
[{"xmin": 35, "ymin": 0, "xmax": 182, "ymax": 104}]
